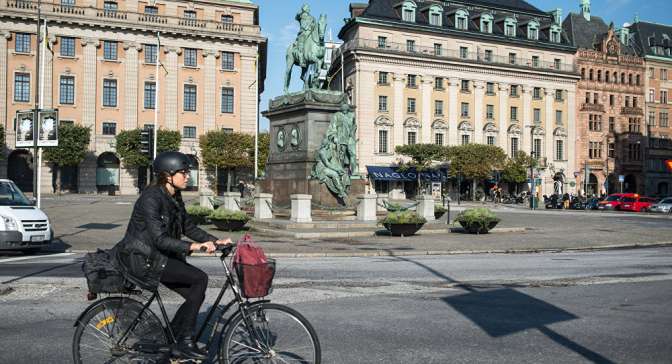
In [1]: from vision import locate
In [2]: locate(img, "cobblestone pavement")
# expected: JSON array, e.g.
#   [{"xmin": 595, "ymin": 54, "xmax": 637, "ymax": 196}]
[{"xmin": 25, "ymin": 193, "xmax": 672, "ymax": 257}]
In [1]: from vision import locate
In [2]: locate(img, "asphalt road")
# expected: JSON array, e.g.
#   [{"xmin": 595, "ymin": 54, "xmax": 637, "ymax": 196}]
[{"xmin": 1, "ymin": 247, "xmax": 671, "ymax": 363}]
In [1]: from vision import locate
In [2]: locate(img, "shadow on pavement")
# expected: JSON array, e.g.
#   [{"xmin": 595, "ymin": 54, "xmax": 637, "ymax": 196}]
[{"xmin": 384, "ymin": 251, "xmax": 616, "ymax": 364}]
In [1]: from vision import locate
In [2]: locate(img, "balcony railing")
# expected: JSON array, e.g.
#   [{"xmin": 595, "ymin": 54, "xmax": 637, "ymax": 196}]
[
  {"xmin": 621, "ymin": 106, "xmax": 643, "ymax": 115},
  {"xmin": 4, "ymin": 0, "xmax": 259, "ymax": 35},
  {"xmin": 580, "ymin": 103, "xmax": 605, "ymax": 112},
  {"xmin": 336, "ymin": 38, "xmax": 577, "ymax": 73}
]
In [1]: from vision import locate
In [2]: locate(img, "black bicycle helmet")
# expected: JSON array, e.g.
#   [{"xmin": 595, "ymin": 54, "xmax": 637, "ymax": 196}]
[{"xmin": 152, "ymin": 151, "xmax": 191, "ymax": 175}]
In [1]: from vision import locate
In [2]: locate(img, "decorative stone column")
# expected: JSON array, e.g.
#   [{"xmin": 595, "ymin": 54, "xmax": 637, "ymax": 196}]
[
  {"xmin": 164, "ymin": 47, "xmax": 180, "ymax": 130},
  {"xmin": 254, "ymin": 193, "xmax": 273, "ymax": 220},
  {"xmin": 392, "ymin": 73, "xmax": 405, "ymax": 146},
  {"xmin": 420, "ymin": 76, "xmax": 432, "ymax": 143},
  {"xmin": 448, "ymin": 77, "xmax": 460, "ymax": 146},
  {"xmin": 356, "ymin": 193, "xmax": 377, "ymax": 221},
  {"xmin": 0, "ymin": 32, "xmax": 10, "ymax": 138},
  {"xmin": 544, "ymin": 88, "xmax": 554, "ymax": 162},
  {"xmin": 81, "ymin": 38, "xmax": 99, "ymax": 150},
  {"xmin": 221, "ymin": 191, "xmax": 240, "ymax": 211},
  {"xmin": 123, "ymin": 42, "xmax": 141, "ymax": 130},
  {"xmin": 522, "ymin": 85, "xmax": 532, "ymax": 154},
  {"xmin": 473, "ymin": 80, "xmax": 485, "ymax": 143},
  {"xmin": 290, "ymin": 194, "xmax": 312, "ymax": 223},
  {"xmin": 498, "ymin": 83, "xmax": 509, "ymax": 151},
  {"xmin": 203, "ymin": 50, "xmax": 218, "ymax": 132},
  {"xmin": 416, "ymin": 194, "xmax": 435, "ymax": 222}
]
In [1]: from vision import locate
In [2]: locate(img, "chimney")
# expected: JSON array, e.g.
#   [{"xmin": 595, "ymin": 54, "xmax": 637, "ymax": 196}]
[
  {"xmin": 580, "ymin": 0, "xmax": 590, "ymax": 21},
  {"xmin": 349, "ymin": 3, "xmax": 367, "ymax": 18}
]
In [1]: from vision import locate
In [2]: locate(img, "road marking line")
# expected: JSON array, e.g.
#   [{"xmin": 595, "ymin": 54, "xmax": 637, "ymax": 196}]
[{"xmin": 0, "ymin": 253, "xmax": 76, "ymax": 263}]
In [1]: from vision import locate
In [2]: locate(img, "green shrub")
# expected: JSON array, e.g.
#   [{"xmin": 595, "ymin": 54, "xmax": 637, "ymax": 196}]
[
  {"xmin": 385, "ymin": 202, "xmax": 404, "ymax": 212},
  {"xmin": 455, "ymin": 208, "xmax": 500, "ymax": 233},
  {"xmin": 382, "ymin": 210, "xmax": 427, "ymax": 225},
  {"xmin": 209, "ymin": 208, "xmax": 250, "ymax": 222},
  {"xmin": 434, "ymin": 205, "xmax": 447, "ymax": 213},
  {"xmin": 186, "ymin": 204, "xmax": 213, "ymax": 217}
]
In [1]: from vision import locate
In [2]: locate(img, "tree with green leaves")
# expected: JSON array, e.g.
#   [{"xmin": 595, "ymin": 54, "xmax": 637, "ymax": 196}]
[
  {"xmin": 445, "ymin": 144, "xmax": 507, "ymax": 200},
  {"xmin": 42, "ymin": 124, "xmax": 91, "ymax": 193},
  {"xmin": 199, "ymin": 131, "xmax": 254, "ymax": 194},
  {"xmin": 257, "ymin": 132, "xmax": 270, "ymax": 177},
  {"xmin": 115, "ymin": 128, "xmax": 181, "ymax": 168},
  {"xmin": 395, "ymin": 143, "xmax": 445, "ymax": 194},
  {"xmin": 501, "ymin": 151, "xmax": 537, "ymax": 194}
]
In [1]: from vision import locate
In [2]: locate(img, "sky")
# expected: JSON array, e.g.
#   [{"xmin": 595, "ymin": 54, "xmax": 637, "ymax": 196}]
[{"xmin": 255, "ymin": 0, "xmax": 672, "ymax": 131}]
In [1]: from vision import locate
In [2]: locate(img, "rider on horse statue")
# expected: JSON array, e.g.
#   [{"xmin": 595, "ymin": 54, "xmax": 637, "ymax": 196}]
[{"xmin": 295, "ymin": 4, "xmax": 315, "ymax": 68}]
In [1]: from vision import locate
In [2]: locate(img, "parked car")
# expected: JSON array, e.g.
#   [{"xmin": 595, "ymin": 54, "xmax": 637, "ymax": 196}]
[
  {"xmin": 620, "ymin": 194, "xmax": 657, "ymax": 212},
  {"xmin": 585, "ymin": 197, "xmax": 601, "ymax": 210},
  {"xmin": 649, "ymin": 197, "xmax": 672, "ymax": 214},
  {"xmin": 597, "ymin": 193, "xmax": 626, "ymax": 210},
  {"xmin": 0, "ymin": 179, "xmax": 53, "ymax": 253}
]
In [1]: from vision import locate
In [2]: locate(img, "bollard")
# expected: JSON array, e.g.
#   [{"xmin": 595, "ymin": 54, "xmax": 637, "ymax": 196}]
[
  {"xmin": 356, "ymin": 194, "xmax": 377, "ymax": 221},
  {"xmin": 290, "ymin": 194, "xmax": 312, "ymax": 223},
  {"xmin": 446, "ymin": 200, "xmax": 451, "ymax": 225}
]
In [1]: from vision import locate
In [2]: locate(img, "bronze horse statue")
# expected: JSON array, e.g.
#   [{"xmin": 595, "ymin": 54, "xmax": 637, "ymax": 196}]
[{"xmin": 284, "ymin": 13, "xmax": 327, "ymax": 93}]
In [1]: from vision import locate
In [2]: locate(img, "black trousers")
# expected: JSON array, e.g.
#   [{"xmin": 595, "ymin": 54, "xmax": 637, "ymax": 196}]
[{"xmin": 160, "ymin": 257, "xmax": 208, "ymax": 339}]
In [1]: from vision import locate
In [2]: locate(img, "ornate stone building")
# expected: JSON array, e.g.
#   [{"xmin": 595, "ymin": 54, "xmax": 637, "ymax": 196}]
[
  {"xmin": 628, "ymin": 21, "xmax": 672, "ymax": 197},
  {"xmin": 331, "ymin": 0, "xmax": 578, "ymax": 199},
  {"xmin": 0, "ymin": 0, "xmax": 266, "ymax": 194},
  {"xmin": 562, "ymin": 1, "xmax": 645, "ymax": 196}
]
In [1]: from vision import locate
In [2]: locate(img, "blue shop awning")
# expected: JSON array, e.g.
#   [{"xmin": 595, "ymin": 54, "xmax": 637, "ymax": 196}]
[{"xmin": 366, "ymin": 166, "xmax": 448, "ymax": 182}]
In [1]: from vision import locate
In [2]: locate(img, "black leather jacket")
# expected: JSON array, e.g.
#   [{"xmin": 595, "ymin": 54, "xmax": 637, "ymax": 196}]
[{"xmin": 114, "ymin": 185, "xmax": 218, "ymax": 289}]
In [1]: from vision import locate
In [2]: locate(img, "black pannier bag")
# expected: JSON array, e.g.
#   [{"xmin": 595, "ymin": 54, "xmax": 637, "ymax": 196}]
[{"xmin": 82, "ymin": 248, "xmax": 133, "ymax": 293}]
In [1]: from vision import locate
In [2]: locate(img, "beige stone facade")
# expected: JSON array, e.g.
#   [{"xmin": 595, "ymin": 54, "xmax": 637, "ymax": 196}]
[
  {"xmin": 643, "ymin": 57, "xmax": 672, "ymax": 196},
  {"xmin": 0, "ymin": 0, "xmax": 266, "ymax": 194}
]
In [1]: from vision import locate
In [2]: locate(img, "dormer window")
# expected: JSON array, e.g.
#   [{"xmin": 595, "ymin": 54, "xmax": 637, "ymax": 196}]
[
  {"xmin": 480, "ymin": 13, "xmax": 493, "ymax": 33},
  {"xmin": 527, "ymin": 20, "xmax": 539, "ymax": 40},
  {"xmin": 550, "ymin": 25, "xmax": 562, "ymax": 43},
  {"xmin": 455, "ymin": 9, "xmax": 469, "ymax": 30},
  {"xmin": 401, "ymin": 1, "xmax": 416, "ymax": 23},
  {"xmin": 504, "ymin": 17, "xmax": 517, "ymax": 37},
  {"xmin": 428, "ymin": 5, "xmax": 443, "ymax": 26}
]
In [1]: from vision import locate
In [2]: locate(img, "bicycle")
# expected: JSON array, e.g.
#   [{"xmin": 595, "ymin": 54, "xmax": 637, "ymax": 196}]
[{"xmin": 72, "ymin": 243, "xmax": 321, "ymax": 363}]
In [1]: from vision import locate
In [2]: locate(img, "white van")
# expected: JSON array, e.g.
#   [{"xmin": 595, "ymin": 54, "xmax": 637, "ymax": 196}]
[{"xmin": 0, "ymin": 179, "xmax": 53, "ymax": 253}]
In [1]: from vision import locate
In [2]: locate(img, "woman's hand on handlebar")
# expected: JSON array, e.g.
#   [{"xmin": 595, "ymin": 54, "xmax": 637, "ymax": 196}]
[
  {"xmin": 191, "ymin": 241, "xmax": 216, "ymax": 254},
  {"xmin": 215, "ymin": 238, "xmax": 232, "ymax": 246}
]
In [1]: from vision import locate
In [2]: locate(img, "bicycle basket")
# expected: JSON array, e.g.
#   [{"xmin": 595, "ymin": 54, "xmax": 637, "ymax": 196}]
[{"xmin": 234, "ymin": 259, "xmax": 276, "ymax": 298}]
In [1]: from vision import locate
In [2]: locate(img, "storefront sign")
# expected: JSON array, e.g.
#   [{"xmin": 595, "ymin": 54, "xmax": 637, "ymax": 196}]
[{"xmin": 366, "ymin": 166, "xmax": 448, "ymax": 182}]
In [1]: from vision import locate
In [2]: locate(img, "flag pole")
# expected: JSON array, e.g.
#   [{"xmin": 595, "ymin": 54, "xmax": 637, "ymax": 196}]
[
  {"xmin": 254, "ymin": 46, "xmax": 259, "ymax": 180},
  {"xmin": 33, "ymin": 0, "xmax": 41, "ymax": 207},
  {"xmin": 37, "ymin": 18, "xmax": 47, "ymax": 207},
  {"xmin": 153, "ymin": 32, "xmax": 160, "ymax": 161}
]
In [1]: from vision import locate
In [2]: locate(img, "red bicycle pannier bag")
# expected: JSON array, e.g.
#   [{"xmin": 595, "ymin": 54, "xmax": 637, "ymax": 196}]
[{"xmin": 232, "ymin": 234, "xmax": 275, "ymax": 298}]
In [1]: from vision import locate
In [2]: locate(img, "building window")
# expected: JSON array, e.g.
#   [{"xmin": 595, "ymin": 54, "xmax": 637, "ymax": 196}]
[
  {"xmin": 532, "ymin": 138, "xmax": 542, "ymax": 158},
  {"xmin": 629, "ymin": 74, "xmax": 633, "ymax": 85},
  {"xmin": 183, "ymin": 126, "xmax": 197, "ymax": 139},
  {"xmin": 378, "ymin": 72, "xmax": 388, "ymax": 85},
  {"xmin": 555, "ymin": 140, "xmax": 564, "ymax": 160},
  {"xmin": 102, "ymin": 122, "xmax": 116, "ymax": 135},
  {"xmin": 144, "ymin": 44, "xmax": 157, "ymax": 64},
  {"xmin": 533, "ymin": 108, "xmax": 541, "ymax": 124},
  {"xmin": 610, "ymin": 94, "xmax": 615, "ymax": 106},
  {"xmin": 103, "ymin": 41, "xmax": 117, "ymax": 60},
  {"xmin": 627, "ymin": 143, "xmax": 641, "ymax": 161},
  {"xmin": 435, "ymin": 77, "xmax": 444, "ymax": 90},
  {"xmin": 510, "ymin": 85, "xmax": 519, "ymax": 97},
  {"xmin": 435, "ymin": 133, "xmax": 444, "ymax": 146},
  {"xmin": 487, "ymin": 135, "xmax": 495, "ymax": 145},
  {"xmin": 407, "ymin": 98, "xmax": 416, "ymax": 113},
  {"xmin": 633, "ymin": 97, "xmax": 638, "ymax": 108},
  {"xmin": 378, "ymin": 96, "xmax": 388, "ymax": 112},
  {"xmin": 183, "ymin": 10, "xmax": 196, "ymax": 19},
  {"xmin": 222, "ymin": 51, "xmax": 235, "ymax": 70},
  {"xmin": 486, "ymin": 82, "xmax": 495, "ymax": 95},
  {"xmin": 14, "ymin": 73, "xmax": 30, "ymax": 102},
  {"xmin": 608, "ymin": 143, "xmax": 615, "ymax": 158},
  {"xmin": 433, "ymin": 43, "xmax": 442, "ymax": 56},
  {"xmin": 461, "ymin": 80, "xmax": 469, "ymax": 92},
  {"xmin": 484, "ymin": 49, "xmax": 493, "ymax": 62},
  {"xmin": 461, "ymin": 134, "xmax": 470, "ymax": 145},
  {"xmin": 378, "ymin": 129, "xmax": 389, "ymax": 153},
  {"xmin": 636, "ymin": 74, "xmax": 641, "ymax": 85},
  {"xmin": 527, "ymin": 21, "xmax": 539, "ymax": 40},
  {"xmin": 402, "ymin": 8, "xmax": 415, "ymax": 22},
  {"xmin": 221, "ymin": 15, "xmax": 233, "ymax": 23},
  {"xmin": 649, "ymin": 111, "xmax": 656, "ymax": 127},
  {"xmin": 455, "ymin": 10, "xmax": 468, "ymax": 30},
  {"xmin": 597, "ymin": 70, "xmax": 602, "ymax": 82},
  {"xmin": 589, "ymin": 69, "xmax": 594, "ymax": 81},
  {"xmin": 533, "ymin": 87, "xmax": 541, "ymax": 99},
  {"xmin": 555, "ymin": 89, "xmax": 563, "ymax": 101},
  {"xmin": 510, "ymin": 137, "xmax": 519, "ymax": 156},
  {"xmin": 606, "ymin": 72, "xmax": 610, "ymax": 83},
  {"xmin": 581, "ymin": 68, "xmax": 585, "ymax": 79},
  {"xmin": 144, "ymin": 82, "xmax": 156, "ymax": 109},
  {"xmin": 16, "ymin": 33, "xmax": 31, "ymax": 53},
  {"xmin": 550, "ymin": 29, "xmax": 561, "ymax": 43},
  {"xmin": 407, "ymin": 74, "xmax": 417, "ymax": 88},
  {"xmin": 459, "ymin": 47, "xmax": 468, "ymax": 59},
  {"xmin": 434, "ymin": 100, "xmax": 444, "ymax": 116},
  {"xmin": 104, "ymin": 1, "xmax": 118, "ymax": 11},
  {"xmin": 406, "ymin": 39, "xmax": 415, "ymax": 52},
  {"xmin": 486, "ymin": 104, "xmax": 494, "ymax": 119},
  {"xmin": 628, "ymin": 118, "xmax": 640, "ymax": 133},
  {"xmin": 429, "ymin": 8, "xmax": 442, "ymax": 26},
  {"xmin": 184, "ymin": 84, "xmax": 197, "ymax": 112},
  {"xmin": 60, "ymin": 37, "xmax": 75, "ymax": 57},
  {"xmin": 508, "ymin": 52, "xmax": 516, "ymax": 65},
  {"xmin": 510, "ymin": 106, "xmax": 518, "ymax": 121},
  {"xmin": 222, "ymin": 127, "xmax": 234, "ymax": 133},
  {"xmin": 661, "ymin": 90, "xmax": 668, "ymax": 104},
  {"xmin": 103, "ymin": 79, "xmax": 117, "ymax": 107},
  {"xmin": 59, "ymin": 76, "xmax": 75, "ymax": 105},
  {"xmin": 61, "ymin": 0, "xmax": 75, "ymax": 6},
  {"xmin": 407, "ymin": 131, "xmax": 417, "ymax": 145},
  {"xmin": 588, "ymin": 141, "xmax": 603, "ymax": 159},
  {"xmin": 661, "ymin": 69, "xmax": 668, "ymax": 81},
  {"xmin": 480, "ymin": 14, "xmax": 493, "ymax": 33},
  {"xmin": 377, "ymin": 36, "xmax": 387, "ymax": 48},
  {"xmin": 221, "ymin": 87, "xmax": 234, "ymax": 113},
  {"xmin": 661, "ymin": 112, "xmax": 669, "ymax": 127},
  {"xmin": 609, "ymin": 117, "xmax": 615, "ymax": 132},
  {"xmin": 589, "ymin": 114, "xmax": 602, "ymax": 131},
  {"xmin": 649, "ymin": 67, "xmax": 655, "ymax": 78},
  {"xmin": 461, "ymin": 102, "xmax": 469, "ymax": 117},
  {"xmin": 649, "ymin": 89, "xmax": 655, "ymax": 102},
  {"xmin": 555, "ymin": 110, "xmax": 562, "ymax": 125},
  {"xmin": 532, "ymin": 56, "xmax": 540, "ymax": 68},
  {"xmin": 184, "ymin": 48, "xmax": 197, "ymax": 67},
  {"xmin": 504, "ymin": 19, "xmax": 516, "ymax": 37},
  {"xmin": 144, "ymin": 6, "xmax": 158, "ymax": 15}
]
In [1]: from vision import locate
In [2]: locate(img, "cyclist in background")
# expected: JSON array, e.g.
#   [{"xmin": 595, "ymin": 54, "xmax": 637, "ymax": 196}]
[{"xmin": 114, "ymin": 151, "xmax": 231, "ymax": 360}]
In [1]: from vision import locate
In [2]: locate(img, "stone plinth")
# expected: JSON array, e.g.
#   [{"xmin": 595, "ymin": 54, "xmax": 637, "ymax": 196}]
[
  {"xmin": 356, "ymin": 194, "xmax": 378, "ymax": 221},
  {"xmin": 254, "ymin": 193, "xmax": 273, "ymax": 220},
  {"xmin": 417, "ymin": 195, "xmax": 435, "ymax": 222},
  {"xmin": 221, "ymin": 192, "xmax": 240, "ymax": 211},
  {"xmin": 290, "ymin": 194, "xmax": 312, "ymax": 223},
  {"xmin": 199, "ymin": 191, "xmax": 214, "ymax": 210}
]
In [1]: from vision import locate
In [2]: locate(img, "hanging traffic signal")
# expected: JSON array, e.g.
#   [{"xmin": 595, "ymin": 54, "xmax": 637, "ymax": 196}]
[{"xmin": 140, "ymin": 130, "xmax": 154, "ymax": 158}]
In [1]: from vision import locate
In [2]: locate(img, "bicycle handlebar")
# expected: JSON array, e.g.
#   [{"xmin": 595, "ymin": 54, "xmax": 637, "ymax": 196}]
[{"xmin": 199, "ymin": 242, "xmax": 237, "ymax": 257}]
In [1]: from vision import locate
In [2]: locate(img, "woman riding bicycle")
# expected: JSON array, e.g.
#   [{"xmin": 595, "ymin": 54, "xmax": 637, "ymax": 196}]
[{"xmin": 114, "ymin": 151, "xmax": 231, "ymax": 360}]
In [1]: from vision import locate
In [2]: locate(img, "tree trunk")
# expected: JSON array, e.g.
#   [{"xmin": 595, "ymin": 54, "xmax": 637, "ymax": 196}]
[
  {"xmin": 55, "ymin": 165, "xmax": 62, "ymax": 194},
  {"xmin": 227, "ymin": 168, "xmax": 232, "ymax": 192},
  {"xmin": 472, "ymin": 179, "xmax": 477, "ymax": 201}
]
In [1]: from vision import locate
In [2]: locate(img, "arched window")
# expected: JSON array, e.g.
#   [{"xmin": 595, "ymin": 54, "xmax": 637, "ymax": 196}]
[
  {"xmin": 483, "ymin": 123, "xmax": 498, "ymax": 145},
  {"xmin": 597, "ymin": 70, "xmax": 602, "ymax": 82},
  {"xmin": 508, "ymin": 124, "xmax": 521, "ymax": 157},
  {"xmin": 589, "ymin": 69, "xmax": 593, "ymax": 81},
  {"xmin": 628, "ymin": 73, "xmax": 633, "ymax": 85},
  {"xmin": 374, "ymin": 116, "xmax": 393, "ymax": 154},
  {"xmin": 621, "ymin": 72, "xmax": 626, "ymax": 84},
  {"xmin": 455, "ymin": 9, "xmax": 469, "ymax": 30},
  {"xmin": 527, "ymin": 20, "xmax": 540, "ymax": 40},
  {"xmin": 428, "ymin": 5, "xmax": 443, "ymax": 26},
  {"xmin": 581, "ymin": 68, "xmax": 586, "ymax": 79},
  {"xmin": 401, "ymin": 1, "xmax": 416, "ymax": 22},
  {"xmin": 404, "ymin": 117, "xmax": 421, "ymax": 145},
  {"xmin": 613, "ymin": 71, "xmax": 618, "ymax": 83},
  {"xmin": 504, "ymin": 17, "xmax": 517, "ymax": 37},
  {"xmin": 458, "ymin": 121, "xmax": 473, "ymax": 145},
  {"xmin": 553, "ymin": 127, "xmax": 567, "ymax": 161},
  {"xmin": 480, "ymin": 13, "xmax": 493, "ymax": 33},
  {"xmin": 605, "ymin": 71, "xmax": 610, "ymax": 83},
  {"xmin": 96, "ymin": 152, "xmax": 120, "ymax": 193},
  {"xmin": 549, "ymin": 24, "xmax": 562, "ymax": 43},
  {"xmin": 636, "ymin": 74, "xmax": 641, "ymax": 85},
  {"xmin": 432, "ymin": 119, "xmax": 448, "ymax": 146}
]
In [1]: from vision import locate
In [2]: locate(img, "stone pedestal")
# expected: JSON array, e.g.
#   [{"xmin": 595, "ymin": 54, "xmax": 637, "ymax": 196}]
[
  {"xmin": 261, "ymin": 90, "xmax": 365, "ymax": 208},
  {"xmin": 290, "ymin": 194, "xmax": 312, "ymax": 223},
  {"xmin": 356, "ymin": 194, "xmax": 378, "ymax": 221},
  {"xmin": 417, "ymin": 195, "xmax": 435, "ymax": 222},
  {"xmin": 254, "ymin": 193, "xmax": 273, "ymax": 220},
  {"xmin": 221, "ymin": 192, "xmax": 240, "ymax": 211},
  {"xmin": 199, "ymin": 191, "xmax": 214, "ymax": 210}
]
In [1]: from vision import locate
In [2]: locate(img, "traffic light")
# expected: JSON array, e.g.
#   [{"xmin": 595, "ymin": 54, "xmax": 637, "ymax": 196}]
[{"xmin": 140, "ymin": 130, "xmax": 154, "ymax": 158}]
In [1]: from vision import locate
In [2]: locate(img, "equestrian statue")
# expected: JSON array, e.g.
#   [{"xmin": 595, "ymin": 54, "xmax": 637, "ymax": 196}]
[{"xmin": 284, "ymin": 4, "xmax": 327, "ymax": 93}]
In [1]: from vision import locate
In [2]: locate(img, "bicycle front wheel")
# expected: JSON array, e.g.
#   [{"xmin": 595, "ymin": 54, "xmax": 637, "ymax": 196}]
[
  {"xmin": 72, "ymin": 296, "xmax": 168, "ymax": 364},
  {"xmin": 220, "ymin": 302, "xmax": 321, "ymax": 364}
]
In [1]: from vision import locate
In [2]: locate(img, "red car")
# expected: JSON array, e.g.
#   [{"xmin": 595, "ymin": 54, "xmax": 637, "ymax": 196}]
[
  {"xmin": 597, "ymin": 193, "xmax": 626, "ymax": 210},
  {"xmin": 620, "ymin": 194, "xmax": 657, "ymax": 212}
]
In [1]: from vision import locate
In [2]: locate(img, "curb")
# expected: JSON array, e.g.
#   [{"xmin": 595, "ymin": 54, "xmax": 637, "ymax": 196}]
[{"xmin": 66, "ymin": 241, "xmax": 672, "ymax": 258}]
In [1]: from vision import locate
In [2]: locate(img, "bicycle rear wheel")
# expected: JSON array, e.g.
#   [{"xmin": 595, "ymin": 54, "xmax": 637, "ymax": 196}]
[
  {"xmin": 220, "ymin": 302, "xmax": 321, "ymax": 364},
  {"xmin": 72, "ymin": 296, "xmax": 168, "ymax": 364}
]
